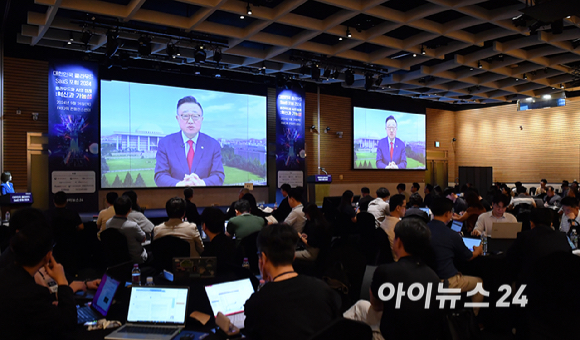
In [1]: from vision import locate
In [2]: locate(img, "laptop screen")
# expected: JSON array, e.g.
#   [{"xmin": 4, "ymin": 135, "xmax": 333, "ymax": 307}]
[
  {"xmin": 205, "ymin": 278, "xmax": 254, "ymax": 317},
  {"xmin": 127, "ymin": 287, "xmax": 189, "ymax": 324},
  {"xmin": 462, "ymin": 237, "xmax": 481, "ymax": 252},
  {"xmin": 92, "ymin": 273, "xmax": 121, "ymax": 316},
  {"xmin": 419, "ymin": 207, "xmax": 429, "ymax": 214},
  {"xmin": 451, "ymin": 221, "xmax": 462, "ymax": 233}
]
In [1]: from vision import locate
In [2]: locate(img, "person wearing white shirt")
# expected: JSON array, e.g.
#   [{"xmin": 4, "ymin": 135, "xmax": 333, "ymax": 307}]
[
  {"xmin": 508, "ymin": 187, "xmax": 536, "ymax": 209},
  {"xmin": 472, "ymin": 194, "xmax": 516, "ymax": 237},
  {"xmin": 379, "ymin": 194, "xmax": 405, "ymax": 261},
  {"xmin": 97, "ymin": 192, "xmax": 118, "ymax": 238},
  {"xmin": 367, "ymin": 187, "xmax": 391, "ymax": 228},
  {"xmin": 153, "ymin": 197, "xmax": 204, "ymax": 257},
  {"xmin": 284, "ymin": 188, "xmax": 307, "ymax": 233},
  {"xmin": 559, "ymin": 196, "xmax": 580, "ymax": 234}
]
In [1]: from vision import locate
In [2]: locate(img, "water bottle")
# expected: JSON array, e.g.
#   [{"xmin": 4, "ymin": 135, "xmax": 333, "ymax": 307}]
[
  {"xmin": 571, "ymin": 230, "xmax": 578, "ymax": 249},
  {"xmin": 242, "ymin": 258, "xmax": 250, "ymax": 270},
  {"xmin": 481, "ymin": 232, "xmax": 488, "ymax": 256},
  {"xmin": 145, "ymin": 277, "xmax": 154, "ymax": 286},
  {"xmin": 4, "ymin": 211, "xmax": 9, "ymax": 222},
  {"xmin": 201, "ymin": 229, "xmax": 207, "ymax": 239},
  {"xmin": 131, "ymin": 264, "xmax": 141, "ymax": 286},
  {"xmin": 274, "ymin": 202, "xmax": 278, "ymax": 209}
]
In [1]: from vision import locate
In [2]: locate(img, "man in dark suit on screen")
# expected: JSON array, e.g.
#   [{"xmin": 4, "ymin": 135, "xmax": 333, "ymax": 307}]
[
  {"xmin": 376, "ymin": 115, "xmax": 407, "ymax": 169},
  {"xmin": 155, "ymin": 96, "xmax": 225, "ymax": 187}
]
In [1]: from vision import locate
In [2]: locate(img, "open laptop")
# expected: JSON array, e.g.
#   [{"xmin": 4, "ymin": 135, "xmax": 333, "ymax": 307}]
[
  {"xmin": 491, "ymin": 222, "xmax": 522, "ymax": 239},
  {"xmin": 205, "ymin": 278, "xmax": 255, "ymax": 329},
  {"xmin": 172, "ymin": 257, "xmax": 217, "ymax": 281},
  {"xmin": 451, "ymin": 221, "xmax": 463, "ymax": 233},
  {"xmin": 462, "ymin": 237, "xmax": 481, "ymax": 252},
  {"xmin": 105, "ymin": 286, "xmax": 189, "ymax": 340},
  {"xmin": 77, "ymin": 273, "xmax": 121, "ymax": 324}
]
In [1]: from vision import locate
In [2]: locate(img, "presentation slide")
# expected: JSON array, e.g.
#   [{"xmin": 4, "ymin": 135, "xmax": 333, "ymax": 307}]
[
  {"xmin": 353, "ymin": 107, "xmax": 426, "ymax": 170},
  {"xmin": 100, "ymin": 80, "xmax": 267, "ymax": 188}
]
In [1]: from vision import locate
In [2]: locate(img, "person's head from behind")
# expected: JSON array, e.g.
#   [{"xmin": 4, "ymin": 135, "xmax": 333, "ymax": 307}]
[
  {"xmin": 573, "ymin": 181, "xmax": 579, "ymax": 190},
  {"xmin": 166, "ymin": 197, "xmax": 186, "ymax": 219},
  {"xmin": 411, "ymin": 182, "xmax": 420, "ymax": 193},
  {"xmin": 424, "ymin": 184, "xmax": 433, "ymax": 194},
  {"xmin": 7, "ymin": 208, "xmax": 46, "ymax": 240},
  {"xmin": 184, "ymin": 187, "xmax": 194, "ymax": 200},
  {"xmin": 106, "ymin": 192, "xmax": 118, "ymax": 206},
  {"xmin": 430, "ymin": 196, "xmax": 454, "ymax": 223},
  {"xmin": 280, "ymin": 183, "xmax": 291, "ymax": 197},
  {"xmin": 114, "ymin": 196, "xmax": 132, "ymax": 216},
  {"xmin": 389, "ymin": 194, "xmax": 406, "ymax": 217},
  {"xmin": 491, "ymin": 194, "xmax": 510, "ymax": 218},
  {"xmin": 361, "ymin": 187, "xmax": 370, "ymax": 197},
  {"xmin": 234, "ymin": 199, "xmax": 251, "ymax": 215},
  {"xmin": 393, "ymin": 218, "xmax": 431, "ymax": 259},
  {"xmin": 443, "ymin": 187, "xmax": 457, "ymax": 201},
  {"xmin": 287, "ymin": 187, "xmax": 303, "ymax": 208},
  {"xmin": 546, "ymin": 186, "xmax": 555, "ymax": 197},
  {"xmin": 11, "ymin": 220, "xmax": 54, "ymax": 268},
  {"xmin": 408, "ymin": 193, "xmax": 423, "ymax": 208},
  {"xmin": 396, "ymin": 183, "xmax": 406, "ymax": 194},
  {"xmin": 241, "ymin": 193, "xmax": 257, "ymax": 210},
  {"xmin": 122, "ymin": 190, "xmax": 139, "ymax": 211},
  {"xmin": 238, "ymin": 188, "xmax": 250, "ymax": 199},
  {"xmin": 340, "ymin": 190, "xmax": 354, "ymax": 206},
  {"xmin": 303, "ymin": 203, "xmax": 323, "ymax": 222},
  {"xmin": 176, "ymin": 96, "xmax": 204, "ymax": 139},
  {"xmin": 256, "ymin": 224, "xmax": 298, "ymax": 280},
  {"xmin": 465, "ymin": 191, "xmax": 482, "ymax": 208},
  {"xmin": 562, "ymin": 180, "xmax": 570, "ymax": 190},
  {"xmin": 515, "ymin": 181, "xmax": 522, "ymax": 188},
  {"xmin": 53, "ymin": 191, "xmax": 67, "ymax": 207},
  {"xmin": 201, "ymin": 207, "xmax": 225, "ymax": 236},
  {"xmin": 560, "ymin": 196, "xmax": 579, "ymax": 219},
  {"xmin": 433, "ymin": 185, "xmax": 443, "ymax": 196},
  {"xmin": 376, "ymin": 187, "xmax": 390, "ymax": 201},
  {"xmin": 516, "ymin": 186, "xmax": 527, "ymax": 195},
  {"xmin": 530, "ymin": 208, "xmax": 553, "ymax": 229}
]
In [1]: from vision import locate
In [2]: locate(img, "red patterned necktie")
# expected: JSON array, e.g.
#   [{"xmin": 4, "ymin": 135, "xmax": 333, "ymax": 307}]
[
  {"xmin": 187, "ymin": 140, "xmax": 195, "ymax": 172},
  {"xmin": 390, "ymin": 142, "xmax": 394, "ymax": 160}
]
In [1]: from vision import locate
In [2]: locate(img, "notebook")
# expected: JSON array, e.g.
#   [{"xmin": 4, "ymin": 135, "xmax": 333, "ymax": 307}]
[
  {"xmin": 77, "ymin": 273, "xmax": 121, "ymax": 324},
  {"xmin": 105, "ymin": 286, "xmax": 189, "ymax": 340},
  {"xmin": 205, "ymin": 278, "xmax": 255, "ymax": 329},
  {"xmin": 462, "ymin": 237, "xmax": 481, "ymax": 252},
  {"xmin": 451, "ymin": 221, "xmax": 462, "ymax": 233},
  {"xmin": 172, "ymin": 257, "xmax": 217, "ymax": 281}
]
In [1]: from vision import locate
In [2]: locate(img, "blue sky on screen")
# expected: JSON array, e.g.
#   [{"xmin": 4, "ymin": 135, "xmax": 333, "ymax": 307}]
[
  {"xmin": 100, "ymin": 80, "xmax": 267, "ymax": 140},
  {"xmin": 353, "ymin": 107, "xmax": 426, "ymax": 143}
]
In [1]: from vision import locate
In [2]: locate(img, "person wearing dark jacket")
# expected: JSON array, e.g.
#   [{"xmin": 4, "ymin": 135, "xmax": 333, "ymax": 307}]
[{"xmin": 273, "ymin": 183, "xmax": 292, "ymax": 222}]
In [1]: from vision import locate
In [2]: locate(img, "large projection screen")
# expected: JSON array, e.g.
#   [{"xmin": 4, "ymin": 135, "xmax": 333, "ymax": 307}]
[
  {"xmin": 353, "ymin": 107, "xmax": 426, "ymax": 170},
  {"xmin": 100, "ymin": 80, "xmax": 267, "ymax": 188}
]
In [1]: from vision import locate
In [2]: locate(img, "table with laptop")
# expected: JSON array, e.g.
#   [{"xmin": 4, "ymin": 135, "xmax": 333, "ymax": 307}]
[{"xmin": 67, "ymin": 256, "xmax": 258, "ymax": 340}]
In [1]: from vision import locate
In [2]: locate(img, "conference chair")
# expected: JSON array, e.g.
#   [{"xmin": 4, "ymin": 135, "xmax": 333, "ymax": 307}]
[
  {"xmin": 100, "ymin": 228, "xmax": 131, "ymax": 267},
  {"xmin": 152, "ymin": 236, "xmax": 190, "ymax": 273},
  {"xmin": 307, "ymin": 318, "xmax": 372, "ymax": 340},
  {"xmin": 238, "ymin": 231, "xmax": 260, "ymax": 275},
  {"xmin": 368, "ymin": 227, "xmax": 394, "ymax": 266},
  {"xmin": 359, "ymin": 265, "xmax": 377, "ymax": 301}
]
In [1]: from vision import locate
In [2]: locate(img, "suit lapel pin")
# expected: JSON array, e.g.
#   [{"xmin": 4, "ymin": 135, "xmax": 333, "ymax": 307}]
[{"xmin": 201, "ymin": 146, "xmax": 204, "ymax": 149}]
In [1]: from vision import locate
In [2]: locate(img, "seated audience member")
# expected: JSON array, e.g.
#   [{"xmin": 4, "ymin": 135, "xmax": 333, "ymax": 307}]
[
  {"xmin": 453, "ymin": 191, "xmax": 486, "ymax": 235},
  {"xmin": 543, "ymin": 186, "xmax": 562, "ymax": 207},
  {"xmin": 536, "ymin": 179, "xmax": 548, "ymax": 198},
  {"xmin": 358, "ymin": 187, "xmax": 374, "ymax": 212},
  {"xmin": 367, "ymin": 187, "xmax": 391, "ymax": 227},
  {"xmin": 153, "ymin": 197, "xmax": 204, "ymax": 257},
  {"xmin": 46, "ymin": 191, "xmax": 84, "ymax": 237},
  {"xmin": 410, "ymin": 182, "xmax": 420, "ymax": 194},
  {"xmin": 561, "ymin": 180, "xmax": 570, "ymax": 199},
  {"xmin": 559, "ymin": 196, "xmax": 580, "ymax": 234},
  {"xmin": 273, "ymin": 183, "xmax": 292, "ymax": 222},
  {"xmin": 284, "ymin": 188, "xmax": 307, "ymax": 233},
  {"xmin": 97, "ymin": 192, "xmax": 118, "ymax": 235},
  {"xmin": 508, "ymin": 208, "xmax": 572, "ymax": 285},
  {"xmin": 379, "ymin": 194, "xmax": 406, "ymax": 261},
  {"xmin": 396, "ymin": 183, "xmax": 410, "ymax": 202},
  {"xmin": 0, "ymin": 222, "xmax": 77, "ymax": 339},
  {"xmin": 406, "ymin": 193, "xmax": 433, "ymax": 220},
  {"xmin": 508, "ymin": 186, "xmax": 537, "ymax": 209},
  {"xmin": 337, "ymin": 190, "xmax": 357, "ymax": 228},
  {"xmin": 184, "ymin": 187, "xmax": 201, "ymax": 226},
  {"xmin": 500, "ymin": 184, "xmax": 511, "ymax": 198},
  {"xmin": 444, "ymin": 187, "xmax": 468, "ymax": 214},
  {"xmin": 241, "ymin": 193, "xmax": 268, "ymax": 219},
  {"xmin": 469, "ymin": 187, "xmax": 491, "ymax": 212},
  {"xmin": 344, "ymin": 218, "xmax": 444, "ymax": 340},
  {"xmin": 225, "ymin": 188, "xmax": 250, "ymax": 220},
  {"xmin": 122, "ymin": 191, "xmax": 154, "ymax": 237},
  {"xmin": 201, "ymin": 207, "xmax": 237, "ymax": 266},
  {"xmin": 428, "ymin": 197, "xmax": 484, "ymax": 315},
  {"xmin": 296, "ymin": 204, "xmax": 331, "ymax": 261},
  {"xmin": 227, "ymin": 199, "xmax": 266, "ymax": 245},
  {"xmin": 106, "ymin": 196, "xmax": 148, "ymax": 264},
  {"xmin": 432, "ymin": 185, "xmax": 444, "ymax": 197},
  {"xmin": 472, "ymin": 194, "xmax": 516, "ymax": 237},
  {"xmin": 423, "ymin": 184, "xmax": 434, "ymax": 208},
  {"xmin": 244, "ymin": 224, "xmax": 341, "ymax": 340}
]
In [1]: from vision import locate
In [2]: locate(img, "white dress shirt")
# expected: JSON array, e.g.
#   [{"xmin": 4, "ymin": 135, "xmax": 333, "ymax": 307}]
[
  {"xmin": 284, "ymin": 204, "xmax": 307, "ymax": 233},
  {"xmin": 181, "ymin": 131, "xmax": 199, "ymax": 160}
]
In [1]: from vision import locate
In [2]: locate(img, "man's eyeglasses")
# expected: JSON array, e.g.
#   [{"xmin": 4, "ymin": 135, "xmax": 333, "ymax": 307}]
[
  {"xmin": 386, "ymin": 126, "xmax": 397, "ymax": 131},
  {"xmin": 179, "ymin": 114, "xmax": 203, "ymax": 122}
]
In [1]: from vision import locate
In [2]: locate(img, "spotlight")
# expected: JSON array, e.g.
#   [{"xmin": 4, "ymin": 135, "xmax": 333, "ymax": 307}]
[
  {"xmin": 105, "ymin": 30, "xmax": 118, "ymax": 58},
  {"xmin": 421, "ymin": 45, "xmax": 425, "ymax": 55},
  {"xmin": 311, "ymin": 64, "xmax": 320, "ymax": 80},
  {"xmin": 81, "ymin": 30, "xmax": 92, "ymax": 45},
  {"xmin": 262, "ymin": 61, "xmax": 267, "ymax": 70},
  {"xmin": 523, "ymin": 73, "xmax": 527, "ymax": 80},
  {"xmin": 346, "ymin": 27, "xmax": 351, "ymax": 38},
  {"xmin": 560, "ymin": 84, "xmax": 565, "ymax": 89},
  {"xmin": 515, "ymin": 78, "xmax": 519, "ymax": 81},
  {"xmin": 247, "ymin": 2, "xmax": 252, "ymax": 15},
  {"xmin": 478, "ymin": 61, "xmax": 482, "ymax": 68},
  {"xmin": 138, "ymin": 36, "xmax": 152, "ymax": 56},
  {"xmin": 240, "ymin": 14, "xmax": 245, "ymax": 19},
  {"xmin": 194, "ymin": 47, "xmax": 207, "ymax": 63},
  {"xmin": 364, "ymin": 73, "xmax": 374, "ymax": 91},
  {"xmin": 214, "ymin": 49, "xmax": 222, "ymax": 64},
  {"xmin": 339, "ymin": 37, "xmax": 343, "ymax": 41},
  {"xmin": 67, "ymin": 32, "xmax": 73, "ymax": 45},
  {"xmin": 413, "ymin": 53, "xmax": 417, "ymax": 57},
  {"xmin": 375, "ymin": 75, "xmax": 383, "ymax": 86},
  {"xmin": 323, "ymin": 68, "xmax": 331, "ymax": 78},
  {"xmin": 166, "ymin": 43, "xmax": 179, "ymax": 58},
  {"xmin": 345, "ymin": 69, "xmax": 354, "ymax": 86},
  {"xmin": 543, "ymin": 94, "xmax": 552, "ymax": 99},
  {"xmin": 470, "ymin": 67, "xmax": 474, "ymax": 71}
]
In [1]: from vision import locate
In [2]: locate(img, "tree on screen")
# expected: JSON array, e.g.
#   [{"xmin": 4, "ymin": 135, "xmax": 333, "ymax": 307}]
[
  {"xmin": 123, "ymin": 172, "xmax": 134, "ymax": 187},
  {"xmin": 112, "ymin": 175, "xmax": 122, "ymax": 188},
  {"xmin": 134, "ymin": 174, "xmax": 146, "ymax": 187},
  {"xmin": 101, "ymin": 159, "xmax": 109, "ymax": 174},
  {"xmin": 101, "ymin": 175, "xmax": 110, "ymax": 188}
]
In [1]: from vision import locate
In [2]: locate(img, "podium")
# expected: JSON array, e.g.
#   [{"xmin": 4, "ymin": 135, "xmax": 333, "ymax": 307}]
[
  {"xmin": 0, "ymin": 193, "xmax": 34, "ymax": 216},
  {"xmin": 306, "ymin": 175, "xmax": 332, "ymax": 206}
]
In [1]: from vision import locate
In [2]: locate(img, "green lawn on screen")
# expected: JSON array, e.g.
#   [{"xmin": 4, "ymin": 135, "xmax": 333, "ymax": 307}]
[
  {"xmin": 355, "ymin": 152, "xmax": 425, "ymax": 169},
  {"xmin": 223, "ymin": 166, "xmax": 264, "ymax": 185},
  {"xmin": 105, "ymin": 158, "xmax": 156, "ymax": 171}
]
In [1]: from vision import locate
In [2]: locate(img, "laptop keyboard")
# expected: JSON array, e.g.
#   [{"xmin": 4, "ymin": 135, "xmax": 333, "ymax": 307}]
[
  {"xmin": 78, "ymin": 307, "xmax": 100, "ymax": 323},
  {"xmin": 120, "ymin": 326, "xmax": 177, "ymax": 335}
]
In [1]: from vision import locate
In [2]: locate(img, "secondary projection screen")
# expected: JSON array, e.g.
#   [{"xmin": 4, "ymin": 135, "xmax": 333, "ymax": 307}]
[
  {"xmin": 100, "ymin": 80, "xmax": 267, "ymax": 188},
  {"xmin": 353, "ymin": 107, "xmax": 426, "ymax": 170}
]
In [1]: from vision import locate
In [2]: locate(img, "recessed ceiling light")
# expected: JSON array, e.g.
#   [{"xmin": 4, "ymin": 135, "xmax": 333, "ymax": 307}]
[{"xmin": 543, "ymin": 94, "xmax": 552, "ymax": 99}]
